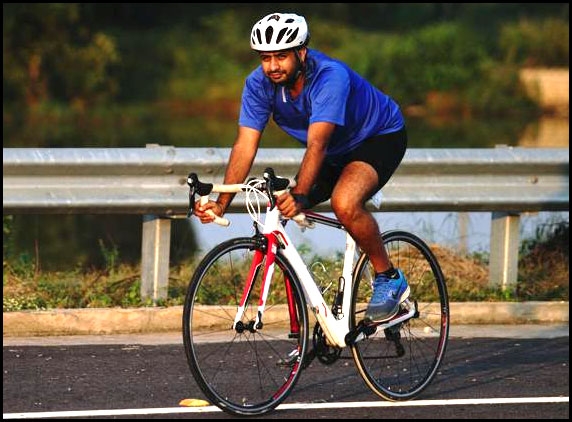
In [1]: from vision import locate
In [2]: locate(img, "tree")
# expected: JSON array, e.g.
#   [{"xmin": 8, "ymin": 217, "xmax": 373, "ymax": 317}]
[{"xmin": 3, "ymin": 3, "xmax": 119, "ymax": 108}]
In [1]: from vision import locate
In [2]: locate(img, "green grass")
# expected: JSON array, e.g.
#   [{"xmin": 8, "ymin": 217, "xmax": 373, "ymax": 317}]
[{"xmin": 3, "ymin": 221, "xmax": 568, "ymax": 312}]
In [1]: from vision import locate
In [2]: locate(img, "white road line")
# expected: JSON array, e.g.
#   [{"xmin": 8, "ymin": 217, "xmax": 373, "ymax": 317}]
[{"xmin": 3, "ymin": 397, "xmax": 569, "ymax": 419}]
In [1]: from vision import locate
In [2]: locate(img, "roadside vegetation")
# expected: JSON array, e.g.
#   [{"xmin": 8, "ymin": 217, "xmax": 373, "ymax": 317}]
[
  {"xmin": 3, "ymin": 5, "xmax": 569, "ymax": 310},
  {"xmin": 3, "ymin": 5, "xmax": 569, "ymax": 149},
  {"xmin": 3, "ymin": 219, "xmax": 568, "ymax": 311}
]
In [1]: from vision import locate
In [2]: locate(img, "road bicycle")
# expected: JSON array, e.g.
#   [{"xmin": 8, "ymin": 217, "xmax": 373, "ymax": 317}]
[{"xmin": 182, "ymin": 167, "xmax": 449, "ymax": 416}]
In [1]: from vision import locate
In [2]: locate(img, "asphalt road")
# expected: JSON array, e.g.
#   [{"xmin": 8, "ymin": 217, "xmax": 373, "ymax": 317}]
[{"xmin": 3, "ymin": 327, "xmax": 569, "ymax": 419}]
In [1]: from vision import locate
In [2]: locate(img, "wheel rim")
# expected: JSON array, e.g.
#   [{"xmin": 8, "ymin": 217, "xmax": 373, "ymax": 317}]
[{"xmin": 351, "ymin": 231, "xmax": 449, "ymax": 400}]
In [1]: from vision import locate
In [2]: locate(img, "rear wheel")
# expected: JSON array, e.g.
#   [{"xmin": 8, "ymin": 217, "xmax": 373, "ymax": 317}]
[{"xmin": 350, "ymin": 230, "xmax": 449, "ymax": 400}]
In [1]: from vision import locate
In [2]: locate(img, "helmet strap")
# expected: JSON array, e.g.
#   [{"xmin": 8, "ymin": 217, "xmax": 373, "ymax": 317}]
[{"xmin": 282, "ymin": 48, "xmax": 306, "ymax": 88}]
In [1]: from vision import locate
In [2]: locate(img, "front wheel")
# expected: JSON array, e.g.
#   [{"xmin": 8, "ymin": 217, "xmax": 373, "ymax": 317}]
[
  {"xmin": 350, "ymin": 230, "xmax": 449, "ymax": 401},
  {"xmin": 182, "ymin": 236, "xmax": 309, "ymax": 416}
]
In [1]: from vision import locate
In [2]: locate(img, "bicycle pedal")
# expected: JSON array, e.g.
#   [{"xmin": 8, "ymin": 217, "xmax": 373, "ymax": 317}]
[
  {"xmin": 277, "ymin": 349, "xmax": 312, "ymax": 367},
  {"xmin": 276, "ymin": 349, "xmax": 299, "ymax": 367},
  {"xmin": 276, "ymin": 348, "xmax": 315, "ymax": 369}
]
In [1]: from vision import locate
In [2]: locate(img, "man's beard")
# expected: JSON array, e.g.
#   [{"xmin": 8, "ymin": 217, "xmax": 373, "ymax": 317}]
[{"xmin": 271, "ymin": 62, "xmax": 303, "ymax": 87}]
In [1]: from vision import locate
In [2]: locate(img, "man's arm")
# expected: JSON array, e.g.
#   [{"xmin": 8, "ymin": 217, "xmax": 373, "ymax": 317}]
[
  {"xmin": 217, "ymin": 126, "xmax": 262, "ymax": 213},
  {"xmin": 277, "ymin": 121, "xmax": 336, "ymax": 217},
  {"xmin": 293, "ymin": 121, "xmax": 336, "ymax": 196},
  {"xmin": 194, "ymin": 126, "xmax": 261, "ymax": 223}
]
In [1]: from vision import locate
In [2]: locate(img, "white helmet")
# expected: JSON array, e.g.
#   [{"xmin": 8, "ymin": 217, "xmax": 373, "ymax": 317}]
[{"xmin": 250, "ymin": 13, "xmax": 309, "ymax": 52}]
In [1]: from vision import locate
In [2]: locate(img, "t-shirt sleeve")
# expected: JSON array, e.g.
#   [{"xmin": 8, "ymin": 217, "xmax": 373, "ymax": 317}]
[
  {"xmin": 308, "ymin": 65, "xmax": 349, "ymax": 126},
  {"xmin": 238, "ymin": 74, "xmax": 272, "ymax": 131}
]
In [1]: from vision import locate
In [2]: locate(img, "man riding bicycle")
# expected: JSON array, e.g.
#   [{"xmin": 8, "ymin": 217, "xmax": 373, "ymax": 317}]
[{"xmin": 194, "ymin": 12, "xmax": 409, "ymax": 322}]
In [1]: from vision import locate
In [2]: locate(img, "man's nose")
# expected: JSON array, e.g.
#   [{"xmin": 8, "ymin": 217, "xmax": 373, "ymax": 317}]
[{"xmin": 268, "ymin": 57, "xmax": 280, "ymax": 70}]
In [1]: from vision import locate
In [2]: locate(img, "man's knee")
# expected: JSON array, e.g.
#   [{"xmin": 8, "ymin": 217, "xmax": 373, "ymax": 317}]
[{"xmin": 331, "ymin": 195, "xmax": 361, "ymax": 222}]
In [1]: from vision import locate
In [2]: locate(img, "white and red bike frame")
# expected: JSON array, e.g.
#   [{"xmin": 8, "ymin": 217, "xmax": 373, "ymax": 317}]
[{"xmin": 192, "ymin": 171, "xmax": 416, "ymax": 348}]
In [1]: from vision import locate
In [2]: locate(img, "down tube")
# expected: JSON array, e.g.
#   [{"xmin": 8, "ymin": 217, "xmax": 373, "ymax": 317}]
[{"xmin": 281, "ymin": 238, "xmax": 348, "ymax": 348}]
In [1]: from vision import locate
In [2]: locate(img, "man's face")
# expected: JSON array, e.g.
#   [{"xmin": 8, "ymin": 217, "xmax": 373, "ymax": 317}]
[{"xmin": 258, "ymin": 50, "xmax": 301, "ymax": 86}]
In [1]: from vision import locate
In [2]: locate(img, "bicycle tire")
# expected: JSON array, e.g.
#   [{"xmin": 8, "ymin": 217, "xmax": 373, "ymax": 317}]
[
  {"xmin": 182, "ymin": 236, "xmax": 309, "ymax": 416},
  {"xmin": 350, "ymin": 230, "xmax": 449, "ymax": 401}
]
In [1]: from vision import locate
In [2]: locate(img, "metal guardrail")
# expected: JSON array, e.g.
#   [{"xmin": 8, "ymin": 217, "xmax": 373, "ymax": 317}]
[
  {"xmin": 3, "ymin": 146, "xmax": 569, "ymax": 214},
  {"xmin": 3, "ymin": 146, "xmax": 569, "ymax": 302}
]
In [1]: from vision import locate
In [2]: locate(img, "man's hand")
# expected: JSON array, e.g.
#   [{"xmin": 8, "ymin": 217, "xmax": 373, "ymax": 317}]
[
  {"xmin": 276, "ymin": 192, "xmax": 301, "ymax": 218},
  {"xmin": 194, "ymin": 200, "xmax": 224, "ymax": 224},
  {"xmin": 276, "ymin": 192, "xmax": 309, "ymax": 218}
]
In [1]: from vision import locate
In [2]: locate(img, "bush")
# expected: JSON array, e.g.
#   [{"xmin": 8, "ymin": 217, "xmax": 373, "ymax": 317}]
[
  {"xmin": 3, "ymin": 221, "xmax": 569, "ymax": 310},
  {"xmin": 518, "ymin": 221, "xmax": 569, "ymax": 300},
  {"xmin": 499, "ymin": 18, "xmax": 569, "ymax": 67},
  {"xmin": 321, "ymin": 21, "xmax": 538, "ymax": 118}
]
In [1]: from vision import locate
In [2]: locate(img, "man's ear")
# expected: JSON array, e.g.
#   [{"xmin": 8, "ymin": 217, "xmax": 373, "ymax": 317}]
[{"xmin": 298, "ymin": 47, "xmax": 308, "ymax": 63}]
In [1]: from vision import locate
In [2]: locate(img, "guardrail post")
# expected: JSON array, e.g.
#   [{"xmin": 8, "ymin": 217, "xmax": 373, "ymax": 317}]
[
  {"xmin": 489, "ymin": 211, "xmax": 520, "ymax": 293},
  {"xmin": 141, "ymin": 215, "xmax": 171, "ymax": 304},
  {"xmin": 458, "ymin": 212, "xmax": 469, "ymax": 255}
]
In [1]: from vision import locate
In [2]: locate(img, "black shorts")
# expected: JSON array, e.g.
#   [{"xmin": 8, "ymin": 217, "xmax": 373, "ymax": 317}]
[{"xmin": 305, "ymin": 128, "xmax": 408, "ymax": 207}]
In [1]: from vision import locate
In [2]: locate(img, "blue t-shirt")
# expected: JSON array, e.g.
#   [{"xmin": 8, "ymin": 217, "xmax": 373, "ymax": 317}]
[{"xmin": 239, "ymin": 48, "xmax": 404, "ymax": 158}]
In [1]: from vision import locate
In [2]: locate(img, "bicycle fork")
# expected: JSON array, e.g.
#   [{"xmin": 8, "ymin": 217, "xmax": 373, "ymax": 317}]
[{"xmin": 232, "ymin": 234, "xmax": 279, "ymax": 333}]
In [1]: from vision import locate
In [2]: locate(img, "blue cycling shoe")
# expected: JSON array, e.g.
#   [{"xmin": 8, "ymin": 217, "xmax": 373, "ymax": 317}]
[{"xmin": 365, "ymin": 269, "xmax": 410, "ymax": 322}]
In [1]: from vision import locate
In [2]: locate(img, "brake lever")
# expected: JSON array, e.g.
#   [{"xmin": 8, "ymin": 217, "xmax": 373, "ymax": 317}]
[
  {"xmin": 187, "ymin": 190, "xmax": 196, "ymax": 218},
  {"xmin": 263, "ymin": 168, "xmax": 277, "ymax": 210},
  {"xmin": 186, "ymin": 173, "xmax": 198, "ymax": 218}
]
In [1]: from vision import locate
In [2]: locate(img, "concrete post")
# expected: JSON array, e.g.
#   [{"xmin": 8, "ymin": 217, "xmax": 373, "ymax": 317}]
[
  {"xmin": 458, "ymin": 212, "xmax": 469, "ymax": 255},
  {"xmin": 141, "ymin": 215, "xmax": 171, "ymax": 304},
  {"xmin": 489, "ymin": 211, "xmax": 520, "ymax": 292}
]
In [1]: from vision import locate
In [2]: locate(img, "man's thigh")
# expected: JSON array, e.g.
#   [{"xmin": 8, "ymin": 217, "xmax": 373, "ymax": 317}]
[{"xmin": 331, "ymin": 161, "xmax": 379, "ymax": 206}]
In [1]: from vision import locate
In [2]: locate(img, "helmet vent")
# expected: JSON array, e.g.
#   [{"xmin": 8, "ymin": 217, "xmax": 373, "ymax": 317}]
[
  {"xmin": 265, "ymin": 26, "xmax": 274, "ymax": 44},
  {"xmin": 276, "ymin": 28, "xmax": 288, "ymax": 44},
  {"xmin": 253, "ymin": 29, "xmax": 262, "ymax": 45},
  {"xmin": 285, "ymin": 28, "xmax": 299, "ymax": 44}
]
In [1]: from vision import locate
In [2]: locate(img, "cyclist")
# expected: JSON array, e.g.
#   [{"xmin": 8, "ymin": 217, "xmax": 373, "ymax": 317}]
[{"xmin": 194, "ymin": 12, "xmax": 408, "ymax": 322}]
